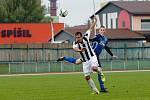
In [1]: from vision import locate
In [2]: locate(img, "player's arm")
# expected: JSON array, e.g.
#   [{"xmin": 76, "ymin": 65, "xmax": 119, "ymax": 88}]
[
  {"xmin": 84, "ymin": 16, "xmax": 97, "ymax": 39},
  {"xmin": 104, "ymin": 45, "xmax": 118, "ymax": 58},
  {"xmin": 90, "ymin": 35, "xmax": 100, "ymax": 42},
  {"xmin": 73, "ymin": 42, "xmax": 85, "ymax": 52},
  {"xmin": 104, "ymin": 45, "xmax": 113, "ymax": 56},
  {"xmin": 73, "ymin": 47, "xmax": 85, "ymax": 52}
]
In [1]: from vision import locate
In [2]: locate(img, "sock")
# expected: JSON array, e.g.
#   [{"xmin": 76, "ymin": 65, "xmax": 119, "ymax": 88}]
[
  {"xmin": 63, "ymin": 57, "xmax": 77, "ymax": 64},
  {"xmin": 98, "ymin": 67, "xmax": 101, "ymax": 72},
  {"xmin": 98, "ymin": 72, "xmax": 105, "ymax": 90},
  {"xmin": 87, "ymin": 78, "xmax": 99, "ymax": 93}
]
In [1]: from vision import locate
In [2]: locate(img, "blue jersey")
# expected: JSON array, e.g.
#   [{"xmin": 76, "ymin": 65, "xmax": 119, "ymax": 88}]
[{"xmin": 91, "ymin": 34, "xmax": 108, "ymax": 56}]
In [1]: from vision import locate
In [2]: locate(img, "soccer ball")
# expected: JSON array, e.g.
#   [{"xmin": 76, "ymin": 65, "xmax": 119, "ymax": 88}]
[{"xmin": 59, "ymin": 9, "xmax": 68, "ymax": 17}]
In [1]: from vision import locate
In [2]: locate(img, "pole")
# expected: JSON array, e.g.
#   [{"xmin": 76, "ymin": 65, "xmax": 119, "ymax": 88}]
[
  {"xmin": 51, "ymin": 22, "xmax": 54, "ymax": 43},
  {"xmin": 92, "ymin": 0, "xmax": 96, "ymax": 35},
  {"xmin": 92, "ymin": 0, "xmax": 96, "ymax": 15},
  {"xmin": 49, "ymin": 0, "xmax": 54, "ymax": 43}
]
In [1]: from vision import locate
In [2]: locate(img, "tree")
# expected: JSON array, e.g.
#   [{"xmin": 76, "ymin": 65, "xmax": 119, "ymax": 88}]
[
  {"xmin": 0, "ymin": 0, "xmax": 45, "ymax": 23},
  {"xmin": 41, "ymin": 16, "xmax": 53, "ymax": 23}
]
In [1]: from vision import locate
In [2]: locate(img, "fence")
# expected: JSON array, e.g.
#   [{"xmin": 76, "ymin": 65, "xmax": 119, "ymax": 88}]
[
  {"xmin": 0, "ymin": 59, "xmax": 150, "ymax": 74},
  {"xmin": 0, "ymin": 43, "xmax": 149, "ymax": 74}
]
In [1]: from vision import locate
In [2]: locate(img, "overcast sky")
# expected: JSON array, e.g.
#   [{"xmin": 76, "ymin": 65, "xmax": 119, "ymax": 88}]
[
  {"xmin": 58, "ymin": 0, "xmax": 102, "ymax": 26},
  {"xmin": 42, "ymin": 0, "xmax": 117, "ymax": 26}
]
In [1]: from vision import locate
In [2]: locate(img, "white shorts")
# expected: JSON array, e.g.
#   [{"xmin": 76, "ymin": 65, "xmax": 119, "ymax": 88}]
[{"xmin": 82, "ymin": 56, "xmax": 99, "ymax": 76}]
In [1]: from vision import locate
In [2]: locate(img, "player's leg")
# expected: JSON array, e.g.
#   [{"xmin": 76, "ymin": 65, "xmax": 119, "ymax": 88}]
[
  {"xmin": 83, "ymin": 62, "xmax": 99, "ymax": 94},
  {"xmin": 85, "ymin": 75, "xmax": 99, "ymax": 94},
  {"xmin": 91, "ymin": 57, "xmax": 107, "ymax": 92},
  {"xmin": 75, "ymin": 59, "xmax": 82, "ymax": 65},
  {"xmin": 92, "ymin": 66, "xmax": 107, "ymax": 92},
  {"xmin": 96, "ymin": 56, "xmax": 105, "ymax": 83},
  {"xmin": 57, "ymin": 56, "xmax": 82, "ymax": 65}
]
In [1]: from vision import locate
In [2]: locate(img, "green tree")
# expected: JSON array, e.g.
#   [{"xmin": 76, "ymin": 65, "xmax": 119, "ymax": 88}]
[
  {"xmin": 0, "ymin": 0, "xmax": 45, "ymax": 23},
  {"xmin": 41, "ymin": 16, "xmax": 53, "ymax": 23}
]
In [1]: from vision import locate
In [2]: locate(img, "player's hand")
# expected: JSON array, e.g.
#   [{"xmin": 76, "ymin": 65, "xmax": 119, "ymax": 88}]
[
  {"xmin": 93, "ymin": 16, "xmax": 97, "ymax": 22},
  {"xmin": 74, "ymin": 48, "xmax": 86, "ymax": 52},
  {"xmin": 111, "ymin": 55, "xmax": 118, "ymax": 59},
  {"xmin": 81, "ymin": 48, "xmax": 86, "ymax": 52}
]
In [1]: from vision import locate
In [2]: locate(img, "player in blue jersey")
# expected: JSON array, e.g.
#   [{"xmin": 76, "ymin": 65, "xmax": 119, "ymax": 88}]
[{"xmin": 91, "ymin": 26, "xmax": 117, "ymax": 69}]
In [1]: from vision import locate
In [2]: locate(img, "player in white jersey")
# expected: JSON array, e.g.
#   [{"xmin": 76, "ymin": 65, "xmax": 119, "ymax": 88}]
[{"xmin": 72, "ymin": 17, "xmax": 105, "ymax": 94}]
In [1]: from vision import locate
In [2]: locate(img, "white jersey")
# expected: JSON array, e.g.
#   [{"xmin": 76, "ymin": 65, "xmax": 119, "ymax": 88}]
[{"xmin": 73, "ymin": 30, "xmax": 96, "ymax": 62}]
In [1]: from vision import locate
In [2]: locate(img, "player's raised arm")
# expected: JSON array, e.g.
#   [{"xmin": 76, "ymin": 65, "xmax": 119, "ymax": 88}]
[
  {"xmin": 84, "ymin": 16, "xmax": 97, "ymax": 39},
  {"xmin": 88, "ymin": 16, "xmax": 97, "ymax": 32}
]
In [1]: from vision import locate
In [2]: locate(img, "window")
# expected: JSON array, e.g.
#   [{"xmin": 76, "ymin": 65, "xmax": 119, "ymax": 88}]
[
  {"xmin": 141, "ymin": 19, "xmax": 150, "ymax": 30},
  {"xmin": 51, "ymin": 2, "xmax": 56, "ymax": 8}
]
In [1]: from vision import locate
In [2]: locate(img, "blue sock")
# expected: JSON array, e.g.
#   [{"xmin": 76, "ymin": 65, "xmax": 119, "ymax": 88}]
[
  {"xmin": 63, "ymin": 57, "xmax": 77, "ymax": 64},
  {"xmin": 98, "ymin": 72, "xmax": 105, "ymax": 90}
]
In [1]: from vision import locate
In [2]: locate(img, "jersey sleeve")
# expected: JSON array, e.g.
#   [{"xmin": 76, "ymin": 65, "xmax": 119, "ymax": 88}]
[
  {"xmin": 83, "ymin": 30, "xmax": 91, "ymax": 39},
  {"xmin": 104, "ymin": 45, "xmax": 113, "ymax": 56},
  {"xmin": 91, "ymin": 35, "xmax": 101, "ymax": 42},
  {"xmin": 72, "ymin": 41, "xmax": 78, "ymax": 49}
]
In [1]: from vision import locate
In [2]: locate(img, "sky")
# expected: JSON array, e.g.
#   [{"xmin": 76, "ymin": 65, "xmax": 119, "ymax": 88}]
[
  {"xmin": 42, "ymin": 0, "xmax": 116, "ymax": 26},
  {"xmin": 58, "ymin": 0, "xmax": 101, "ymax": 26}
]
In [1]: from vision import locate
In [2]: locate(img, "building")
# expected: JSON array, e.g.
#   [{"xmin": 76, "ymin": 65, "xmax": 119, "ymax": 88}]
[
  {"xmin": 0, "ymin": 23, "xmax": 64, "ymax": 44},
  {"xmin": 92, "ymin": 1, "xmax": 150, "ymax": 42},
  {"xmin": 93, "ymin": 1, "xmax": 150, "ymax": 30}
]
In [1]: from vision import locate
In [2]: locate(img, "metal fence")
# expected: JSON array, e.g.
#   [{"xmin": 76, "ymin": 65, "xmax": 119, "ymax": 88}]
[
  {"xmin": 0, "ymin": 43, "xmax": 149, "ymax": 74},
  {"xmin": 0, "ymin": 59, "xmax": 149, "ymax": 74}
]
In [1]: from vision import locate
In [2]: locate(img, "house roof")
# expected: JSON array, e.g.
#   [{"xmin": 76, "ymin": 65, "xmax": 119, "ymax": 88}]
[
  {"xmin": 67, "ymin": 25, "xmax": 145, "ymax": 40},
  {"xmin": 104, "ymin": 29, "xmax": 145, "ymax": 40},
  {"xmin": 65, "ymin": 25, "xmax": 89, "ymax": 36},
  {"xmin": 50, "ymin": 25, "xmax": 88, "ymax": 40},
  {"xmin": 92, "ymin": 1, "xmax": 150, "ymax": 17},
  {"xmin": 111, "ymin": 1, "xmax": 150, "ymax": 15},
  {"xmin": 55, "ymin": 25, "xmax": 145, "ymax": 41}
]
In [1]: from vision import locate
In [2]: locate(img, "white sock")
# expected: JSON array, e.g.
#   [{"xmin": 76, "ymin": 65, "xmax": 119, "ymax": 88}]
[
  {"xmin": 98, "ymin": 67, "xmax": 101, "ymax": 72},
  {"xmin": 87, "ymin": 78, "xmax": 99, "ymax": 93}
]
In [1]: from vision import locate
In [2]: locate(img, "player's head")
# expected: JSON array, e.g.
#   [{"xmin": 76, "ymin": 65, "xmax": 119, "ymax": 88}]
[
  {"xmin": 75, "ymin": 32, "xmax": 83, "ymax": 43},
  {"xmin": 98, "ymin": 26, "xmax": 106, "ymax": 35}
]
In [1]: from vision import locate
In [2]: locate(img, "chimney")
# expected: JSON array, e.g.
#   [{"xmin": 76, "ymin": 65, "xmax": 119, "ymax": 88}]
[{"xmin": 49, "ymin": 0, "xmax": 57, "ymax": 16}]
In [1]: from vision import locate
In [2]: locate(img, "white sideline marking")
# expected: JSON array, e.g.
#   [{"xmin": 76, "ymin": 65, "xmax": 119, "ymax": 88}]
[
  {"xmin": 0, "ymin": 70, "xmax": 150, "ymax": 77},
  {"xmin": 105, "ymin": 70, "xmax": 150, "ymax": 73},
  {"xmin": 0, "ymin": 72, "xmax": 82, "ymax": 77}
]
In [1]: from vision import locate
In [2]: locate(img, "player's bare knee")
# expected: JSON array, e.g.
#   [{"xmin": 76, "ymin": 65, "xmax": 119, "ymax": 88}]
[
  {"xmin": 75, "ymin": 61, "xmax": 81, "ymax": 65},
  {"xmin": 75, "ymin": 59, "xmax": 82, "ymax": 65},
  {"xmin": 92, "ymin": 66, "xmax": 98, "ymax": 72},
  {"xmin": 85, "ymin": 76, "xmax": 90, "ymax": 80}
]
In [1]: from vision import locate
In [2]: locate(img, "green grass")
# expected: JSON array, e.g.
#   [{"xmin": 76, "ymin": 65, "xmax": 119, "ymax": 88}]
[{"xmin": 0, "ymin": 71, "xmax": 150, "ymax": 100}]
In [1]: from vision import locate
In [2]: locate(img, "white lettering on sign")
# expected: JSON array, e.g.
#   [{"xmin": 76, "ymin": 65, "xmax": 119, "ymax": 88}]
[{"xmin": 102, "ymin": 12, "xmax": 118, "ymax": 29}]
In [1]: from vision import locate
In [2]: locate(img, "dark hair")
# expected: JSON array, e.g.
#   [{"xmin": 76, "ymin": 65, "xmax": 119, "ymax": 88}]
[
  {"xmin": 75, "ymin": 32, "xmax": 82, "ymax": 37},
  {"xmin": 100, "ymin": 26, "xmax": 105, "ymax": 28}
]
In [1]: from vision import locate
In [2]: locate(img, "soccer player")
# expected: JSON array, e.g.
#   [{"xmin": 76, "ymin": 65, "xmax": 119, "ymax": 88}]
[
  {"xmin": 69, "ymin": 17, "xmax": 105, "ymax": 94},
  {"xmin": 91, "ymin": 26, "xmax": 117, "ymax": 69}
]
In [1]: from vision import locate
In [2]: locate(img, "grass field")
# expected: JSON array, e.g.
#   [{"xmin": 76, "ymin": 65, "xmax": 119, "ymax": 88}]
[{"xmin": 0, "ymin": 71, "xmax": 150, "ymax": 100}]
